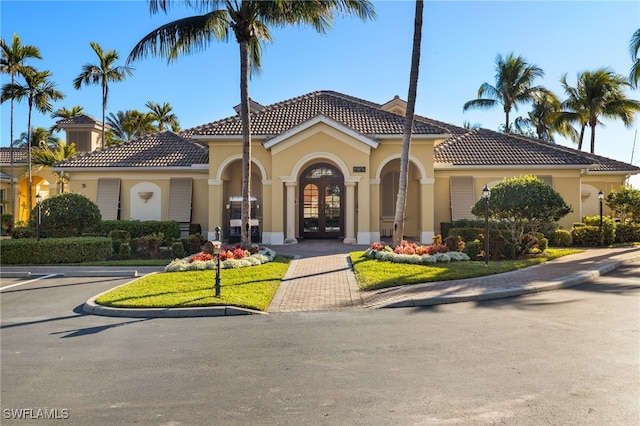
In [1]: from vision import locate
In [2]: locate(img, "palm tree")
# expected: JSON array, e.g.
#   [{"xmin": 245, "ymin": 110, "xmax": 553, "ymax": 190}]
[
  {"xmin": 32, "ymin": 139, "xmax": 77, "ymax": 192},
  {"xmin": 630, "ymin": 28, "xmax": 640, "ymax": 88},
  {"xmin": 513, "ymin": 91, "xmax": 575, "ymax": 142},
  {"xmin": 392, "ymin": 0, "xmax": 423, "ymax": 248},
  {"xmin": 146, "ymin": 101, "xmax": 180, "ymax": 131},
  {"xmin": 14, "ymin": 127, "xmax": 61, "ymax": 148},
  {"xmin": 0, "ymin": 33, "xmax": 41, "ymax": 222},
  {"xmin": 559, "ymin": 68, "xmax": 640, "ymax": 154},
  {"xmin": 463, "ymin": 53, "xmax": 548, "ymax": 133},
  {"xmin": 107, "ymin": 109, "xmax": 157, "ymax": 142},
  {"xmin": 49, "ymin": 105, "xmax": 84, "ymax": 132},
  {"xmin": 1, "ymin": 68, "xmax": 64, "ymax": 217},
  {"xmin": 128, "ymin": 0, "xmax": 375, "ymax": 245},
  {"xmin": 73, "ymin": 42, "xmax": 133, "ymax": 149}
]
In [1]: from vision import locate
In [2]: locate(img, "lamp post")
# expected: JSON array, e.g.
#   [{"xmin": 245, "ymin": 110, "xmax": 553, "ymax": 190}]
[
  {"xmin": 35, "ymin": 193, "xmax": 42, "ymax": 242},
  {"xmin": 598, "ymin": 190, "xmax": 604, "ymax": 244},
  {"xmin": 213, "ymin": 226, "xmax": 222, "ymax": 297},
  {"xmin": 482, "ymin": 184, "xmax": 491, "ymax": 267}
]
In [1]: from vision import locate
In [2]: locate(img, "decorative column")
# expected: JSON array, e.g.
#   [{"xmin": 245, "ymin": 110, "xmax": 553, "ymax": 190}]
[
  {"xmin": 343, "ymin": 181, "xmax": 356, "ymax": 244},
  {"xmin": 285, "ymin": 181, "xmax": 297, "ymax": 244}
]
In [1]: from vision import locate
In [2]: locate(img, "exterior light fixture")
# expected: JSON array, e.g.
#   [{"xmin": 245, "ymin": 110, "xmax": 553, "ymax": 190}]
[
  {"xmin": 482, "ymin": 185, "xmax": 491, "ymax": 267},
  {"xmin": 35, "ymin": 193, "xmax": 43, "ymax": 242}
]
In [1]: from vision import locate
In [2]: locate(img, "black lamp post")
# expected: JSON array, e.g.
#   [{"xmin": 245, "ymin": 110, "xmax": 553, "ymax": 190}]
[
  {"xmin": 482, "ymin": 184, "xmax": 491, "ymax": 267},
  {"xmin": 213, "ymin": 226, "xmax": 222, "ymax": 297},
  {"xmin": 598, "ymin": 190, "xmax": 604, "ymax": 228},
  {"xmin": 35, "ymin": 193, "xmax": 42, "ymax": 242}
]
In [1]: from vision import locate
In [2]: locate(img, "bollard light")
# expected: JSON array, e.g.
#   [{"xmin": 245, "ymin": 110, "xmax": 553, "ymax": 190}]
[
  {"xmin": 598, "ymin": 190, "xmax": 604, "ymax": 244},
  {"xmin": 482, "ymin": 185, "xmax": 491, "ymax": 267}
]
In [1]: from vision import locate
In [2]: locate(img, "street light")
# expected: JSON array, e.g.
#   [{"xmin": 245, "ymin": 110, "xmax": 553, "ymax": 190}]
[
  {"xmin": 213, "ymin": 226, "xmax": 222, "ymax": 297},
  {"xmin": 598, "ymin": 190, "xmax": 604, "ymax": 243},
  {"xmin": 482, "ymin": 184, "xmax": 491, "ymax": 267},
  {"xmin": 35, "ymin": 193, "xmax": 42, "ymax": 242}
]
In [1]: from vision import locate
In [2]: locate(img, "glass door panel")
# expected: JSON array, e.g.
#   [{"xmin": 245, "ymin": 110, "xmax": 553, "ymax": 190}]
[{"xmin": 303, "ymin": 184, "xmax": 319, "ymax": 233}]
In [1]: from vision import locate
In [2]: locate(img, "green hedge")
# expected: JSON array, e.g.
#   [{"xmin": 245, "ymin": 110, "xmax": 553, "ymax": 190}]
[
  {"xmin": 614, "ymin": 223, "xmax": 640, "ymax": 243},
  {"xmin": 0, "ymin": 237, "xmax": 112, "ymax": 264},
  {"xmin": 582, "ymin": 215, "xmax": 616, "ymax": 245},
  {"xmin": 571, "ymin": 226, "xmax": 602, "ymax": 247},
  {"xmin": 100, "ymin": 220, "xmax": 180, "ymax": 241}
]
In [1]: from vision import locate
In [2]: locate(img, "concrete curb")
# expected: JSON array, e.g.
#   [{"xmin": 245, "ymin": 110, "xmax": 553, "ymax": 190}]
[
  {"xmin": 0, "ymin": 270, "xmax": 139, "ymax": 278},
  {"xmin": 82, "ymin": 273, "xmax": 265, "ymax": 318},
  {"xmin": 374, "ymin": 253, "xmax": 640, "ymax": 309}
]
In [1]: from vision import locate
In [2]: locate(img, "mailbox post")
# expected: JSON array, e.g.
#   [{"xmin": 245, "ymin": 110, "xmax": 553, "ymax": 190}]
[{"xmin": 212, "ymin": 226, "xmax": 222, "ymax": 297}]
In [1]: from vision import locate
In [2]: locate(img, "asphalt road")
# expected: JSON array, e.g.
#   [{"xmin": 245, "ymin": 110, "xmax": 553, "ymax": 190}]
[{"xmin": 1, "ymin": 263, "xmax": 639, "ymax": 425}]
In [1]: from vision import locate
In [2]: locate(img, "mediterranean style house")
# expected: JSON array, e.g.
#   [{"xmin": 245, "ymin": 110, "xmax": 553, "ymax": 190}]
[{"xmin": 2, "ymin": 90, "xmax": 639, "ymax": 244}]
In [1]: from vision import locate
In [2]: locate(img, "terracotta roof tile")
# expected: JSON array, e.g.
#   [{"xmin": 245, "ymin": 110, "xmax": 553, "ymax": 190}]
[
  {"xmin": 0, "ymin": 147, "xmax": 29, "ymax": 164},
  {"xmin": 54, "ymin": 131, "xmax": 208, "ymax": 168},
  {"xmin": 55, "ymin": 114, "xmax": 107, "ymax": 127},
  {"xmin": 187, "ymin": 90, "xmax": 450, "ymax": 137}
]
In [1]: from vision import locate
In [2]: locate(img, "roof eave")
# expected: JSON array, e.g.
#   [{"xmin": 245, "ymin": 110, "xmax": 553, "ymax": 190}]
[{"xmin": 52, "ymin": 165, "xmax": 209, "ymax": 172}]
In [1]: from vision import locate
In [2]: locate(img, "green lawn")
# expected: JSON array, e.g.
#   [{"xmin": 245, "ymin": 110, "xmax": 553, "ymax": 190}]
[
  {"xmin": 96, "ymin": 255, "xmax": 291, "ymax": 311},
  {"xmin": 350, "ymin": 248, "xmax": 584, "ymax": 291}
]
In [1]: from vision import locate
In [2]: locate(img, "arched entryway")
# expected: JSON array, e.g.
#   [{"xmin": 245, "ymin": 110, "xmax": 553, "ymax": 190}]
[{"xmin": 299, "ymin": 163, "xmax": 344, "ymax": 239}]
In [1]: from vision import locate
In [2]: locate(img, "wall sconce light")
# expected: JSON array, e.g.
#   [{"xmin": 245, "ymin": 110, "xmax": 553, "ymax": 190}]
[
  {"xmin": 81, "ymin": 184, "xmax": 86, "ymax": 188},
  {"xmin": 226, "ymin": 204, "xmax": 230, "ymax": 210},
  {"xmin": 138, "ymin": 191, "xmax": 154, "ymax": 203}
]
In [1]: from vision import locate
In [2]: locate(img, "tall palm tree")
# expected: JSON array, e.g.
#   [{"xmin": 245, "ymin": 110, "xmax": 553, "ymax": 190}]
[
  {"xmin": 463, "ymin": 53, "xmax": 548, "ymax": 133},
  {"xmin": 128, "ymin": 0, "xmax": 375, "ymax": 245},
  {"xmin": 392, "ymin": 0, "xmax": 423, "ymax": 248},
  {"xmin": 32, "ymin": 139, "xmax": 77, "ymax": 192},
  {"xmin": 559, "ymin": 68, "xmax": 640, "ymax": 154},
  {"xmin": 1, "ymin": 68, "xmax": 64, "ymax": 217},
  {"xmin": 630, "ymin": 28, "xmax": 640, "ymax": 88},
  {"xmin": 146, "ymin": 101, "xmax": 180, "ymax": 131},
  {"xmin": 49, "ymin": 105, "xmax": 84, "ymax": 132},
  {"xmin": 73, "ymin": 42, "xmax": 133, "ymax": 149},
  {"xmin": 0, "ymin": 33, "xmax": 41, "ymax": 222}
]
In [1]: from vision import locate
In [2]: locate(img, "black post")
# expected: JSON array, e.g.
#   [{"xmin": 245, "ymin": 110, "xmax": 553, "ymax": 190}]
[
  {"xmin": 215, "ymin": 226, "xmax": 221, "ymax": 298},
  {"xmin": 599, "ymin": 190, "xmax": 604, "ymax": 245},
  {"xmin": 484, "ymin": 197, "xmax": 489, "ymax": 267},
  {"xmin": 36, "ymin": 203, "xmax": 41, "ymax": 242}
]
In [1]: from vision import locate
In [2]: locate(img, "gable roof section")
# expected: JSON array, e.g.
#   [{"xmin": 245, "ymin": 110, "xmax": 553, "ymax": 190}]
[
  {"xmin": 53, "ymin": 131, "xmax": 208, "ymax": 169},
  {"xmin": 56, "ymin": 114, "xmax": 111, "ymax": 129},
  {"xmin": 435, "ymin": 128, "xmax": 598, "ymax": 168},
  {"xmin": 187, "ymin": 90, "xmax": 450, "ymax": 138}
]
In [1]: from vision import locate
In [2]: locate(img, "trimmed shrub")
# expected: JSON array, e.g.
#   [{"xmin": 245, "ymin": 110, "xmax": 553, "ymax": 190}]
[
  {"xmin": 1, "ymin": 214, "xmax": 13, "ymax": 234},
  {"xmin": 478, "ymin": 233, "xmax": 507, "ymax": 260},
  {"xmin": 29, "ymin": 193, "xmax": 101, "ymax": 238},
  {"xmin": 100, "ymin": 220, "xmax": 180, "ymax": 241},
  {"xmin": 0, "ymin": 237, "xmax": 112, "ymax": 264},
  {"xmin": 571, "ymin": 225, "xmax": 602, "ymax": 246},
  {"xmin": 181, "ymin": 233, "xmax": 205, "ymax": 255},
  {"xmin": 137, "ymin": 232, "xmax": 164, "ymax": 259},
  {"xmin": 189, "ymin": 223, "xmax": 202, "ymax": 235},
  {"xmin": 10, "ymin": 226, "xmax": 35, "ymax": 239},
  {"xmin": 444, "ymin": 235, "xmax": 465, "ymax": 252},
  {"xmin": 172, "ymin": 240, "xmax": 186, "ymax": 258},
  {"xmin": 108, "ymin": 230, "xmax": 132, "ymax": 259},
  {"xmin": 503, "ymin": 242, "xmax": 516, "ymax": 260},
  {"xmin": 448, "ymin": 227, "xmax": 484, "ymax": 243},
  {"xmin": 118, "ymin": 243, "xmax": 131, "ymax": 260},
  {"xmin": 463, "ymin": 239, "xmax": 481, "ymax": 259},
  {"xmin": 551, "ymin": 229, "xmax": 572, "ymax": 247},
  {"xmin": 582, "ymin": 215, "xmax": 616, "ymax": 245},
  {"xmin": 614, "ymin": 223, "xmax": 640, "ymax": 243},
  {"xmin": 538, "ymin": 237, "xmax": 549, "ymax": 252}
]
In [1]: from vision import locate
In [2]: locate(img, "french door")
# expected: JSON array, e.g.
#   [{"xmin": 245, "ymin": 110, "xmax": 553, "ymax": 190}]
[{"xmin": 299, "ymin": 164, "xmax": 344, "ymax": 239}]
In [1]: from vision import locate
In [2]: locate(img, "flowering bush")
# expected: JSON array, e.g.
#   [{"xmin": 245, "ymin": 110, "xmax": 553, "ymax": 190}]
[
  {"xmin": 165, "ymin": 246, "xmax": 277, "ymax": 272},
  {"xmin": 364, "ymin": 239, "xmax": 469, "ymax": 265}
]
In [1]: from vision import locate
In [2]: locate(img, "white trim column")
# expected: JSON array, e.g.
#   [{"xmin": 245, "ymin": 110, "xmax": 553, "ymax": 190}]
[
  {"xmin": 285, "ymin": 181, "xmax": 297, "ymax": 244},
  {"xmin": 343, "ymin": 181, "xmax": 356, "ymax": 244}
]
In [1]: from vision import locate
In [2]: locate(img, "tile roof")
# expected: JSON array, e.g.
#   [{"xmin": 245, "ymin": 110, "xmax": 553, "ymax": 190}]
[
  {"xmin": 54, "ymin": 131, "xmax": 208, "ymax": 168},
  {"xmin": 0, "ymin": 147, "xmax": 29, "ymax": 164},
  {"xmin": 56, "ymin": 114, "xmax": 108, "ymax": 127},
  {"xmin": 186, "ymin": 90, "xmax": 450, "ymax": 137},
  {"xmin": 436, "ymin": 128, "xmax": 595, "ymax": 167}
]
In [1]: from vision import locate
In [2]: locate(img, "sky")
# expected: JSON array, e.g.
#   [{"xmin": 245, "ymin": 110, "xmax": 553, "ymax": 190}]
[{"xmin": 2, "ymin": 0, "xmax": 639, "ymax": 187}]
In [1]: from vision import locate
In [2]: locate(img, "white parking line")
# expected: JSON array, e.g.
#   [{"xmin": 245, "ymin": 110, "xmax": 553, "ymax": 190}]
[{"xmin": 0, "ymin": 274, "xmax": 61, "ymax": 292}]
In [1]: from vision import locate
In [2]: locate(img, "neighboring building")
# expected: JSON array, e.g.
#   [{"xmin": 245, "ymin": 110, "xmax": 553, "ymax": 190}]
[{"xmin": 8, "ymin": 89, "xmax": 633, "ymax": 244}]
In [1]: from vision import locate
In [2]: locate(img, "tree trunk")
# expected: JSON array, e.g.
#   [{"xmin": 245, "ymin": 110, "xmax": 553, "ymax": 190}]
[
  {"xmin": 392, "ymin": 0, "xmax": 423, "ymax": 247},
  {"xmin": 9, "ymin": 77, "xmax": 16, "ymax": 222},
  {"xmin": 239, "ymin": 39, "xmax": 252, "ymax": 246},
  {"xmin": 101, "ymin": 82, "xmax": 107, "ymax": 149},
  {"xmin": 577, "ymin": 124, "xmax": 586, "ymax": 151},
  {"xmin": 27, "ymin": 101, "xmax": 33, "ymax": 221},
  {"xmin": 590, "ymin": 123, "xmax": 596, "ymax": 154}
]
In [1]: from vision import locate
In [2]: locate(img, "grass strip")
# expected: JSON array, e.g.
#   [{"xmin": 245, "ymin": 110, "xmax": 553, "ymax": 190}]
[
  {"xmin": 350, "ymin": 248, "xmax": 584, "ymax": 291},
  {"xmin": 96, "ymin": 255, "xmax": 291, "ymax": 311}
]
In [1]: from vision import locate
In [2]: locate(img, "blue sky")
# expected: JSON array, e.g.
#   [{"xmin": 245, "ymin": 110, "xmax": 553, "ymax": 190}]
[{"xmin": 2, "ymin": 1, "xmax": 639, "ymax": 185}]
